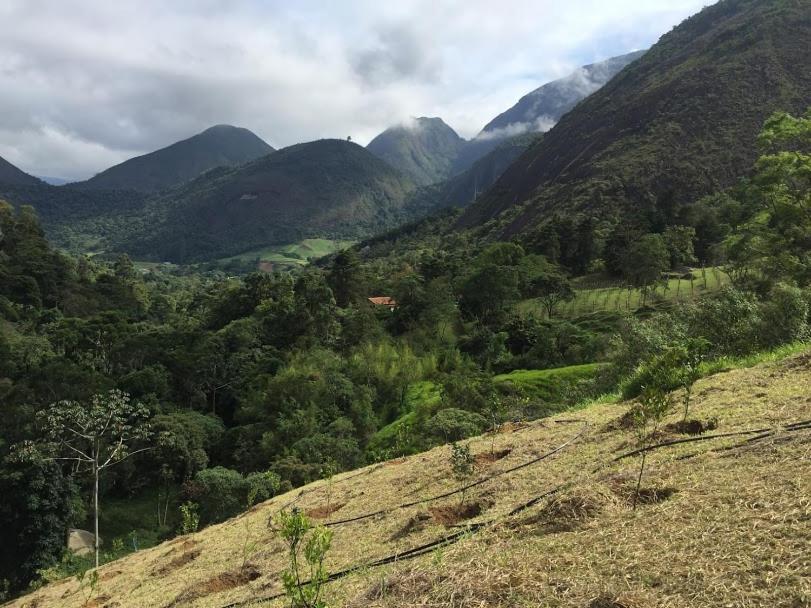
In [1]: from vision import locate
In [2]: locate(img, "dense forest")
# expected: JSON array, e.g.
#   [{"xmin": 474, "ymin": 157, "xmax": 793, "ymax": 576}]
[{"xmin": 1, "ymin": 107, "xmax": 809, "ymax": 599}]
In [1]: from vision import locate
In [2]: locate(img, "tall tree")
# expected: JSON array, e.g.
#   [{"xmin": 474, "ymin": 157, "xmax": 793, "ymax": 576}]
[{"xmin": 38, "ymin": 390, "xmax": 151, "ymax": 568}]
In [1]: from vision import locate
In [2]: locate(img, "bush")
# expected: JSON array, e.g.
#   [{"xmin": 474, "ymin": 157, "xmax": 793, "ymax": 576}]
[
  {"xmin": 758, "ymin": 284, "xmax": 810, "ymax": 347},
  {"xmin": 424, "ymin": 408, "xmax": 487, "ymax": 443},
  {"xmin": 682, "ymin": 287, "xmax": 761, "ymax": 356}
]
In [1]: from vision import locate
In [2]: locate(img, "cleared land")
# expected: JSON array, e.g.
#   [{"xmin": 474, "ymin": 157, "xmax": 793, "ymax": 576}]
[
  {"xmin": 11, "ymin": 349, "xmax": 810, "ymax": 608},
  {"xmin": 521, "ymin": 267, "xmax": 729, "ymax": 319},
  {"xmin": 217, "ymin": 238, "xmax": 354, "ymax": 270}
]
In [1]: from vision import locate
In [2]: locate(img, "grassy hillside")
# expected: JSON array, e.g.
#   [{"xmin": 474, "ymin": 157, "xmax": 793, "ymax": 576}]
[
  {"xmin": 214, "ymin": 239, "xmax": 355, "ymax": 272},
  {"xmin": 12, "ymin": 350, "xmax": 809, "ymax": 607},
  {"xmin": 115, "ymin": 139, "xmax": 417, "ymax": 263},
  {"xmin": 459, "ymin": 0, "xmax": 811, "ymax": 234},
  {"xmin": 71, "ymin": 125, "xmax": 275, "ymax": 192}
]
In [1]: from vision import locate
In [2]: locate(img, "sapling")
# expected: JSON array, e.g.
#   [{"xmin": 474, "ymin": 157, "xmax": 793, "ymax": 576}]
[
  {"xmin": 450, "ymin": 442, "xmax": 475, "ymax": 504},
  {"xmin": 76, "ymin": 568, "xmax": 99, "ymax": 608},
  {"xmin": 631, "ymin": 385, "xmax": 674, "ymax": 510},
  {"xmin": 274, "ymin": 509, "xmax": 333, "ymax": 608},
  {"xmin": 486, "ymin": 396, "xmax": 507, "ymax": 457},
  {"xmin": 321, "ymin": 460, "xmax": 337, "ymax": 514},
  {"xmin": 679, "ymin": 339, "xmax": 708, "ymax": 422},
  {"xmin": 179, "ymin": 501, "xmax": 200, "ymax": 535}
]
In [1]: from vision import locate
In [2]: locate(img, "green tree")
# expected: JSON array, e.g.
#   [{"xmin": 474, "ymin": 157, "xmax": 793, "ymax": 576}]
[
  {"xmin": 630, "ymin": 385, "xmax": 673, "ymax": 510},
  {"xmin": 531, "ymin": 271, "xmax": 575, "ymax": 319},
  {"xmin": 621, "ymin": 234, "xmax": 669, "ymax": 305},
  {"xmin": 275, "ymin": 510, "xmax": 333, "ymax": 608},
  {"xmin": 38, "ymin": 390, "xmax": 151, "ymax": 568}
]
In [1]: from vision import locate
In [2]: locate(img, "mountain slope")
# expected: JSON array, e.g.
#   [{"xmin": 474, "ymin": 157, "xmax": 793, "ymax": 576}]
[
  {"xmin": 0, "ymin": 156, "xmax": 43, "ymax": 186},
  {"xmin": 118, "ymin": 139, "xmax": 417, "ymax": 263},
  {"xmin": 366, "ymin": 117, "xmax": 466, "ymax": 186},
  {"xmin": 480, "ymin": 50, "xmax": 647, "ymax": 138},
  {"xmin": 459, "ymin": 0, "xmax": 811, "ymax": 233},
  {"xmin": 72, "ymin": 125, "xmax": 275, "ymax": 192},
  {"xmin": 9, "ymin": 350, "xmax": 810, "ymax": 607},
  {"xmin": 405, "ymin": 133, "xmax": 542, "ymax": 218}
]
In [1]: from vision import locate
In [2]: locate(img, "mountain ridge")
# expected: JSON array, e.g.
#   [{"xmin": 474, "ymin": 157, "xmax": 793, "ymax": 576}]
[
  {"xmin": 70, "ymin": 124, "xmax": 275, "ymax": 192},
  {"xmin": 458, "ymin": 0, "xmax": 811, "ymax": 234},
  {"xmin": 0, "ymin": 156, "xmax": 43, "ymax": 187}
]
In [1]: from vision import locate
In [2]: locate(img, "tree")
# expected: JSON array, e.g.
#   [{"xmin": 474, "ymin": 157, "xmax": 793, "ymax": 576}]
[
  {"xmin": 663, "ymin": 226, "xmax": 697, "ymax": 269},
  {"xmin": 38, "ymin": 390, "xmax": 151, "ymax": 567},
  {"xmin": 621, "ymin": 234, "xmax": 669, "ymax": 305},
  {"xmin": 531, "ymin": 271, "xmax": 575, "ymax": 319},
  {"xmin": 450, "ymin": 442, "xmax": 475, "ymax": 504},
  {"xmin": 327, "ymin": 250, "xmax": 363, "ymax": 308},
  {"xmin": 630, "ymin": 385, "xmax": 673, "ymax": 510}
]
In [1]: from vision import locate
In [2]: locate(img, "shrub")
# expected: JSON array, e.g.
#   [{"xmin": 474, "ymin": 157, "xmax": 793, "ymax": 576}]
[
  {"xmin": 274, "ymin": 510, "xmax": 333, "ymax": 608},
  {"xmin": 424, "ymin": 409, "xmax": 487, "ymax": 443},
  {"xmin": 758, "ymin": 284, "xmax": 810, "ymax": 347}
]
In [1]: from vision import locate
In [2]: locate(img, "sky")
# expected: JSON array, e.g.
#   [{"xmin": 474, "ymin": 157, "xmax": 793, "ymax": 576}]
[{"xmin": 0, "ymin": 0, "xmax": 710, "ymax": 181}]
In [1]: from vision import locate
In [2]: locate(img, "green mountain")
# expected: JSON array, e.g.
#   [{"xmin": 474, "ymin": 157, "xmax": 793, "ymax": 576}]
[
  {"xmin": 405, "ymin": 133, "xmax": 541, "ymax": 218},
  {"xmin": 366, "ymin": 117, "xmax": 466, "ymax": 186},
  {"xmin": 0, "ymin": 156, "xmax": 42, "ymax": 186},
  {"xmin": 117, "ymin": 139, "xmax": 417, "ymax": 263},
  {"xmin": 459, "ymin": 0, "xmax": 811, "ymax": 233},
  {"xmin": 71, "ymin": 125, "xmax": 275, "ymax": 192},
  {"xmin": 479, "ymin": 50, "xmax": 647, "ymax": 138}
]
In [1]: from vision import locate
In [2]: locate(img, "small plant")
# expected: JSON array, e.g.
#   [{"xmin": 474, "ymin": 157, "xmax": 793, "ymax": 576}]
[
  {"xmin": 76, "ymin": 568, "xmax": 99, "ymax": 608},
  {"xmin": 630, "ymin": 385, "xmax": 674, "ymax": 510},
  {"xmin": 274, "ymin": 509, "xmax": 333, "ymax": 608},
  {"xmin": 321, "ymin": 459, "xmax": 338, "ymax": 514},
  {"xmin": 450, "ymin": 442, "xmax": 475, "ymax": 504},
  {"xmin": 678, "ymin": 338, "xmax": 708, "ymax": 422},
  {"xmin": 179, "ymin": 501, "xmax": 200, "ymax": 534},
  {"xmin": 486, "ymin": 396, "xmax": 507, "ymax": 457}
]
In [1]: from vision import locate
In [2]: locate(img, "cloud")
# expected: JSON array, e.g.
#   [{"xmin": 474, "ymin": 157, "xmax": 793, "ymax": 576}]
[{"xmin": 0, "ymin": 0, "xmax": 709, "ymax": 180}]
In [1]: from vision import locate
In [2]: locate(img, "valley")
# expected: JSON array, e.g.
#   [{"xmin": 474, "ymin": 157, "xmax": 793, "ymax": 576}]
[{"xmin": 0, "ymin": 1, "xmax": 810, "ymax": 606}]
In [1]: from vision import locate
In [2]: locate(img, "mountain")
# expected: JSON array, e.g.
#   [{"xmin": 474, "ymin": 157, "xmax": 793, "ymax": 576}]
[
  {"xmin": 459, "ymin": 0, "xmax": 811, "ymax": 233},
  {"xmin": 37, "ymin": 176, "xmax": 71, "ymax": 186},
  {"xmin": 404, "ymin": 133, "xmax": 542, "ymax": 218},
  {"xmin": 118, "ymin": 139, "xmax": 417, "ymax": 263},
  {"xmin": 0, "ymin": 156, "xmax": 42, "ymax": 186},
  {"xmin": 366, "ymin": 117, "xmax": 466, "ymax": 186},
  {"xmin": 479, "ymin": 50, "xmax": 647, "ymax": 138},
  {"xmin": 71, "ymin": 125, "xmax": 275, "ymax": 192}
]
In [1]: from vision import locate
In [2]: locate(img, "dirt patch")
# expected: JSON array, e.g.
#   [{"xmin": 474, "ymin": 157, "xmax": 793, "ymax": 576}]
[
  {"xmin": 588, "ymin": 594, "xmax": 638, "ymax": 608},
  {"xmin": 390, "ymin": 511, "xmax": 432, "ymax": 540},
  {"xmin": 664, "ymin": 418, "xmax": 718, "ymax": 435},
  {"xmin": 355, "ymin": 571, "xmax": 439, "ymax": 603},
  {"xmin": 384, "ymin": 457, "xmax": 408, "ymax": 467},
  {"xmin": 170, "ymin": 566, "xmax": 261, "ymax": 606},
  {"xmin": 162, "ymin": 538, "xmax": 199, "ymax": 557},
  {"xmin": 607, "ymin": 473, "xmax": 677, "ymax": 506},
  {"xmin": 602, "ymin": 408, "xmax": 639, "ymax": 432},
  {"xmin": 152, "ymin": 548, "xmax": 202, "ymax": 576},
  {"xmin": 85, "ymin": 595, "xmax": 112, "ymax": 608},
  {"xmin": 305, "ymin": 501, "xmax": 345, "ymax": 519},
  {"xmin": 512, "ymin": 486, "xmax": 619, "ymax": 533},
  {"xmin": 429, "ymin": 502, "xmax": 483, "ymax": 527},
  {"xmin": 99, "ymin": 569, "xmax": 122, "ymax": 582},
  {"xmin": 498, "ymin": 421, "xmax": 529, "ymax": 433},
  {"xmin": 475, "ymin": 448, "xmax": 512, "ymax": 465}
]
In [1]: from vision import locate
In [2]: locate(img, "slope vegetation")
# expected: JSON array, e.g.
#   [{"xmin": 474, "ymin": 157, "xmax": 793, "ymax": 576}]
[
  {"xmin": 0, "ymin": 156, "xmax": 42, "ymax": 187},
  {"xmin": 459, "ymin": 0, "xmax": 811, "ymax": 233},
  {"xmin": 12, "ymin": 350, "xmax": 810, "ymax": 607},
  {"xmin": 119, "ymin": 139, "xmax": 416, "ymax": 263},
  {"xmin": 366, "ymin": 117, "xmax": 466, "ymax": 186},
  {"xmin": 71, "ymin": 125, "xmax": 275, "ymax": 192}
]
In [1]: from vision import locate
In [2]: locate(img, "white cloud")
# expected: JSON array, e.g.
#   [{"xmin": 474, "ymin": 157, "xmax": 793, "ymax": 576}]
[{"xmin": 0, "ymin": 0, "xmax": 710, "ymax": 180}]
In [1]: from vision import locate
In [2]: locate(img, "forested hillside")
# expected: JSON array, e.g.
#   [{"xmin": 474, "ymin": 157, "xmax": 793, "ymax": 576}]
[
  {"xmin": 459, "ymin": 0, "xmax": 811, "ymax": 234},
  {"xmin": 70, "ymin": 125, "xmax": 275, "ymax": 192},
  {"xmin": 0, "ymin": 156, "xmax": 43, "ymax": 187}
]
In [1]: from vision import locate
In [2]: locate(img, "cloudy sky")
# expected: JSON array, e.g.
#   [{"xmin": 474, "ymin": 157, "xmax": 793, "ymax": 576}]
[{"xmin": 0, "ymin": 0, "xmax": 709, "ymax": 180}]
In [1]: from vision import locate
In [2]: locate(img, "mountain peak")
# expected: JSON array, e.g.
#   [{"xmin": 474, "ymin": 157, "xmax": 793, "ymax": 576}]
[
  {"xmin": 366, "ymin": 117, "xmax": 464, "ymax": 186},
  {"xmin": 0, "ymin": 155, "xmax": 43, "ymax": 187},
  {"xmin": 71, "ymin": 125, "xmax": 275, "ymax": 192},
  {"xmin": 479, "ymin": 49, "xmax": 647, "ymax": 138}
]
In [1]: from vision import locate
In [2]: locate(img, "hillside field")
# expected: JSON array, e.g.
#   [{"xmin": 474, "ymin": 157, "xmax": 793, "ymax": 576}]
[{"xmin": 11, "ymin": 348, "xmax": 810, "ymax": 608}]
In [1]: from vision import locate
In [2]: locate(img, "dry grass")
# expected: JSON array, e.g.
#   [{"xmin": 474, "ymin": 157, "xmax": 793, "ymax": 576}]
[{"xmin": 8, "ymin": 349, "xmax": 811, "ymax": 608}]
